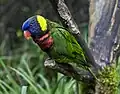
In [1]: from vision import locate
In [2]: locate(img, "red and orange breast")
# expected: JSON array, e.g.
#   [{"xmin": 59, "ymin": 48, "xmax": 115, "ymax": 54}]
[{"xmin": 33, "ymin": 32, "xmax": 53, "ymax": 50}]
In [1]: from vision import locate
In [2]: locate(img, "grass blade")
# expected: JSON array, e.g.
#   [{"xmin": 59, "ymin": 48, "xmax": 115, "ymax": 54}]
[{"xmin": 21, "ymin": 86, "xmax": 28, "ymax": 94}]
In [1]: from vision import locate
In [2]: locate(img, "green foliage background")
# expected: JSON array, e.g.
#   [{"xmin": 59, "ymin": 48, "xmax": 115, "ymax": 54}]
[
  {"xmin": 0, "ymin": 0, "xmax": 82, "ymax": 92},
  {"xmin": 0, "ymin": 37, "xmax": 77, "ymax": 94}
]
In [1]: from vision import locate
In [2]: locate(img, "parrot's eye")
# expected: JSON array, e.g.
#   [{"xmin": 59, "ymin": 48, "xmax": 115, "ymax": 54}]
[{"xmin": 30, "ymin": 23, "xmax": 33, "ymax": 28}]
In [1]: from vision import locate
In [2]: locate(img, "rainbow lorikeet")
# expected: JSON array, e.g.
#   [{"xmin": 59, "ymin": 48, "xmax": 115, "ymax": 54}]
[{"xmin": 22, "ymin": 15, "xmax": 94, "ymax": 72}]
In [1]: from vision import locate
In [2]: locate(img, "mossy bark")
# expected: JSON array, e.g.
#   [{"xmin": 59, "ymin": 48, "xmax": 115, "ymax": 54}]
[
  {"xmin": 95, "ymin": 65, "xmax": 119, "ymax": 94},
  {"xmin": 78, "ymin": 65, "xmax": 119, "ymax": 94}
]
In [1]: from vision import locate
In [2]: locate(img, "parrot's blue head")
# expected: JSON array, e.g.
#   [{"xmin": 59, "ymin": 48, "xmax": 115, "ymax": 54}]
[{"xmin": 22, "ymin": 15, "xmax": 47, "ymax": 40}]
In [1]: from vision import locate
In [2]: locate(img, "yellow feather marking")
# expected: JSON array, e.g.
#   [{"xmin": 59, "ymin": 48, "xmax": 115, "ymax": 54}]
[{"xmin": 37, "ymin": 15, "xmax": 47, "ymax": 31}]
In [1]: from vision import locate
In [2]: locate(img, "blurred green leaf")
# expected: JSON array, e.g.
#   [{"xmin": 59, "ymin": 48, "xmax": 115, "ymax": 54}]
[{"xmin": 16, "ymin": 30, "xmax": 23, "ymax": 38}]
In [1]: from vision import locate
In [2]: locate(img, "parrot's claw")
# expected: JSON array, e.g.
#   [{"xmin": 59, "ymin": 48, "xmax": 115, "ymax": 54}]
[{"xmin": 44, "ymin": 58, "xmax": 56, "ymax": 68}]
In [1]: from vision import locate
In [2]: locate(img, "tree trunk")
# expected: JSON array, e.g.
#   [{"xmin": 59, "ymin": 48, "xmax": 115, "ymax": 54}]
[
  {"xmin": 89, "ymin": 0, "xmax": 120, "ymax": 67},
  {"xmin": 89, "ymin": 0, "xmax": 120, "ymax": 94}
]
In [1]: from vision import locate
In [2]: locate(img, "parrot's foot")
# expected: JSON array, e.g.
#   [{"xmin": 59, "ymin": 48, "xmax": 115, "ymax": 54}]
[{"xmin": 44, "ymin": 58, "xmax": 56, "ymax": 68}]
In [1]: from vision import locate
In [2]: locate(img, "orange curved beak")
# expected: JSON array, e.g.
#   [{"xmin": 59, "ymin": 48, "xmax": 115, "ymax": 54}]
[{"xmin": 24, "ymin": 31, "xmax": 31, "ymax": 40}]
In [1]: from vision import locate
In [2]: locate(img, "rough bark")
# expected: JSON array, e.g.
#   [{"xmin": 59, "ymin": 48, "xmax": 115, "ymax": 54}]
[
  {"xmin": 89, "ymin": 0, "xmax": 120, "ymax": 94},
  {"xmin": 89, "ymin": 0, "xmax": 120, "ymax": 67},
  {"xmin": 44, "ymin": 58, "xmax": 94, "ymax": 83}
]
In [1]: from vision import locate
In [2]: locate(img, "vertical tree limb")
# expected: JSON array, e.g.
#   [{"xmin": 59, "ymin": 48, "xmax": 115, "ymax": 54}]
[
  {"xmin": 89, "ymin": 0, "xmax": 120, "ymax": 67},
  {"xmin": 89, "ymin": 0, "xmax": 120, "ymax": 94}
]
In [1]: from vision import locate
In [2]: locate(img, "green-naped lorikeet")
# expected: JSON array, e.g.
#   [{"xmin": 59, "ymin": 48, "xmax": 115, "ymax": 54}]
[{"xmin": 22, "ymin": 15, "xmax": 97, "ymax": 78}]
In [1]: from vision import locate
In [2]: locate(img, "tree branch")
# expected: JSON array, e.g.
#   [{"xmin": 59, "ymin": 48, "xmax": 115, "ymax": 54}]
[{"xmin": 44, "ymin": 58, "xmax": 94, "ymax": 83}]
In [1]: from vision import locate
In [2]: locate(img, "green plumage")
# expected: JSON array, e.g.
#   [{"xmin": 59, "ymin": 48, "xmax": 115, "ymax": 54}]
[
  {"xmin": 22, "ymin": 16, "xmax": 97, "ymax": 79},
  {"xmin": 46, "ymin": 20, "xmax": 90, "ymax": 68}
]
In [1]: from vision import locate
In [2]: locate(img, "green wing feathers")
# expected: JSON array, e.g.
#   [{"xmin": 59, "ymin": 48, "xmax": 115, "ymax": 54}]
[{"xmin": 48, "ymin": 21, "xmax": 89, "ymax": 67}]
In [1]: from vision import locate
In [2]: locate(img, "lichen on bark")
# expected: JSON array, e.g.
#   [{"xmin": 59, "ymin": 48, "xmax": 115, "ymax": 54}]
[{"xmin": 96, "ymin": 65, "xmax": 119, "ymax": 94}]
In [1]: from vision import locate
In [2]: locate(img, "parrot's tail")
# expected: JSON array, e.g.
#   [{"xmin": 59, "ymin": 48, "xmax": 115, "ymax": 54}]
[{"xmin": 87, "ymin": 67, "xmax": 99, "ymax": 82}]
